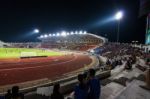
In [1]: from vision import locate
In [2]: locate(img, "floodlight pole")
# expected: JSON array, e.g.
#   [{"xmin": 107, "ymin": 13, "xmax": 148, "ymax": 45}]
[{"xmin": 117, "ymin": 20, "xmax": 120, "ymax": 43}]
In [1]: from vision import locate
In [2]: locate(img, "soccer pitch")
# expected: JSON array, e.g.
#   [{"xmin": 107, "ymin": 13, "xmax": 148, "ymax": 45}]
[{"xmin": 0, "ymin": 48, "xmax": 63, "ymax": 58}]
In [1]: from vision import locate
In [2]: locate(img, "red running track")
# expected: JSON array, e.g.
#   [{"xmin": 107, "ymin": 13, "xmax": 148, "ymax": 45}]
[{"xmin": 0, "ymin": 54, "xmax": 92, "ymax": 86}]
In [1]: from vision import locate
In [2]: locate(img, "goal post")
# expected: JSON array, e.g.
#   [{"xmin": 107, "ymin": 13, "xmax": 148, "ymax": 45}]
[{"xmin": 20, "ymin": 52, "xmax": 37, "ymax": 57}]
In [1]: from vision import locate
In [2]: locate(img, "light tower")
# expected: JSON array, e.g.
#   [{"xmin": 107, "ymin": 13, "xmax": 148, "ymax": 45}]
[{"xmin": 115, "ymin": 11, "xmax": 123, "ymax": 42}]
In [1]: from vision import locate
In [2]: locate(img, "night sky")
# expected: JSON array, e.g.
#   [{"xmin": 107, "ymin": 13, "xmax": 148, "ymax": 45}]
[{"xmin": 0, "ymin": 0, "xmax": 146, "ymax": 43}]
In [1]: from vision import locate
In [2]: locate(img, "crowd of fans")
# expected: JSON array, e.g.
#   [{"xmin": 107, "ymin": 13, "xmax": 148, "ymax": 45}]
[
  {"xmin": 49, "ymin": 43, "xmax": 148, "ymax": 99},
  {"xmin": 40, "ymin": 43, "xmax": 97, "ymax": 51},
  {"xmin": 96, "ymin": 43, "xmax": 143, "ymax": 70}
]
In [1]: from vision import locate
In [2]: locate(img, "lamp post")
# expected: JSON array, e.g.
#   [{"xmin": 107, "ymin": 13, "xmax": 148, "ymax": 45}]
[{"xmin": 115, "ymin": 11, "xmax": 123, "ymax": 43}]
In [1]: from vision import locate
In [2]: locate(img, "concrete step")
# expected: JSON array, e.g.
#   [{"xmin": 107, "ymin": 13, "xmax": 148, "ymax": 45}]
[
  {"xmin": 101, "ymin": 82, "xmax": 125, "ymax": 99},
  {"xmin": 115, "ymin": 80, "xmax": 150, "ymax": 99}
]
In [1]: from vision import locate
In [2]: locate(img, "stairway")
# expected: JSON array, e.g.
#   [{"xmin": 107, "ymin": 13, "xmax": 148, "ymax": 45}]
[{"xmin": 100, "ymin": 62, "xmax": 149, "ymax": 99}]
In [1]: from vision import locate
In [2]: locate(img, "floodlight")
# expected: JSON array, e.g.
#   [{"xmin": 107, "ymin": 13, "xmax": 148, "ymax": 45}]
[
  {"xmin": 34, "ymin": 29, "xmax": 39, "ymax": 33},
  {"xmin": 56, "ymin": 33, "xmax": 60, "ymax": 36},
  {"xmin": 44, "ymin": 34, "xmax": 48, "ymax": 38},
  {"xmin": 115, "ymin": 11, "xmax": 123, "ymax": 42},
  {"xmin": 71, "ymin": 31, "xmax": 74, "ymax": 35},
  {"xmin": 61, "ymin": 31, "xmax": 67, "ymax": 36},
  {"xmin": 40, "ymin": 35, "xmax": 44, "ymax": 38},
  {"xmin": 79, "ymin": 31, "xmax": 83, "ymax": 34},
  {"xmin": 83, "ymin": 31, "xmax": 87, "ymax": 34},
  {"xmin": 67, "ymin": 32, "xmax": 70, "ymax": 35},
  {"xmin": 49, "ymin": 34, "xmax": 52, "ymax": 36},
  {"xmin": 75, "ymin": 31, "xmax": 78, "ymax": 34},
  {"xmin": 53, "ymin": 34, "xmax": 56, "ymax": 36},
  {"xmin": 115, "ymin": 11, "xmax": 123, "ymax": 20}
]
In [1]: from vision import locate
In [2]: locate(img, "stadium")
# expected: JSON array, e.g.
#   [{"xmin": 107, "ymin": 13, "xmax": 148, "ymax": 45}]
[
  {"xmin": 0, "ymin": 0, "xmax": 150, "ymax": 99},
  {"xmin": 0, "ymin": 31, "xmax": 109, "ymax": 95},
  {"xmin": 0, "ymin": 30, "xmax": 150, "ymax": 99}
]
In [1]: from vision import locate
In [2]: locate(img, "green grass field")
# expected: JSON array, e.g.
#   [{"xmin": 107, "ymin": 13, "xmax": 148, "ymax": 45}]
[{"xmin": 0, "ymin": 48, "xmax": 63, "ymax": 58}]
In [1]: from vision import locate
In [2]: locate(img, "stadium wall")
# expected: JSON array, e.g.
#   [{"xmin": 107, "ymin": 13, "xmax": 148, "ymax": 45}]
[{"xmin": 0, "ymin": 40, "xmax": 10, "ymax": 48}]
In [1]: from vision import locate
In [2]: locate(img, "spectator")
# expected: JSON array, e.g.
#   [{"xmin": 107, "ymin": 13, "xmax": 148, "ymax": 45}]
[
  {"xmin": 74, "ymin": 74, "xmax": 89, "ymax": 99},
  {"xmin": 4, "ymin": 89, "xmax": 11, "ymax": 99},
  {"xmin": 88, "ymin": 69, "xmax": 101, "ymax": 99},
  {"xmin": 50, "ymin": 83, "xmax": 64, "ymax": 99},
  {"xmin": 106, "ymin": 59, "xmax": 111, "ymax": 66},
  {"xmin": 125, "ymin": 59, "xmax": 132, "ymax": 70},
  {"xmin": 11, "ymin": 86, "xmax": 24, "ymax": 99}
]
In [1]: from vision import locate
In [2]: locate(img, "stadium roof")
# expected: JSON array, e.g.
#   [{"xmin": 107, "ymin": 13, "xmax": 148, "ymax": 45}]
[{"xmin": 38, "ymin": 31, "xmax": 107, "ymax": 43}]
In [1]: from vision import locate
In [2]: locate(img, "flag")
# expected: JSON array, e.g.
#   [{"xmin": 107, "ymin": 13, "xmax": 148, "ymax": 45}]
[{"xmin": 145, "ymin": 13, "xmax": 150, "ymax": 44}]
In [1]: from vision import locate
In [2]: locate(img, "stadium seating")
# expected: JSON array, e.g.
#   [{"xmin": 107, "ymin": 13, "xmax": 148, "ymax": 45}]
[
  {"xmin": 10, "ymin": 42, "xmax": 40, "ymax": 48},
  {"xmin": 39, "ymin": 33, "xmax": 105, "ymax": 51}
]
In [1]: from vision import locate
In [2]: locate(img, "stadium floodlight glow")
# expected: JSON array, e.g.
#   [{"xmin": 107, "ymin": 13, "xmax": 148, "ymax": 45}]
[
  {"xmin": 56, "ymin": 33, "xmax": 60, "ymax": 36},
  {"xmin": 67, "ymin": 32, "xmax": 70, "ymax": 35},
  {"xmin": 44, "ymin": 34, "xmax": 48, "ymax": 38},
  {"xmin": 40, "ymin": 35, "xmax": 44, "ymax": 38},
  {"xmin": 52, "ymin": 34, "xmax": 56, "ymax": 36},
  {"xmin": 115, "ymin": 11, "xmax": 123, "ymax": 42},
  {"xmin": 83, "ymin": 31, "xmax": 87, "ymax": 34},
  {"xmin": 33, "ymin": 29, "xmax": 39, "ymax": 33},
  {"xmin": 75, "ymin": 31, "xmax": 78, "ymax": 34},
  {"xmin": 70, "ymin": 31, "xmax": 74, "ymax": 35},
  {"xmin": 61, "ymin": 31, "xmax": 67, "ymax": 37},
  {"xmin": 49, "ymin": 34, "xmax": 52, "ymax": 36},
  {"xmin": 79, "ymin": 31, "xmax": 83, "ymax": 34},
  {"xmin": 115, "ymin": 11, "xmax": 123, "ymax": 20}
]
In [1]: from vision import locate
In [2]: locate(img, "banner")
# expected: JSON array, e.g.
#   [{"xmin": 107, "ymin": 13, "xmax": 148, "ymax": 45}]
[
  {"xmin": 140, "ymin": 0, "xmax": 150, "ymax": 17},
  {"xmin": 146, "ymin": 13, "xmax": 150, "ymax": 44}
]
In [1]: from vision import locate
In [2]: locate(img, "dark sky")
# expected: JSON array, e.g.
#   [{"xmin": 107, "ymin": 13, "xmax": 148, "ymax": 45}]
[{"xmin": 0, "ymin": 0, "xmax": 147, "ymax": 43}]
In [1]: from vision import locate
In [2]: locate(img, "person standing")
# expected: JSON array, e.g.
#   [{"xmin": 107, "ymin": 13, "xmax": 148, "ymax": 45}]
[
  {"xmin": 50, "ymin": 83, "xmax": 64, "ymax": 99},
  {"xmin": 88, "ymin": 69, "xmax": 101, "ymax": 99},
  {"xmin": 5, "ymin": 89, "xmax": 11, "ymax": 99},
  {"xmin": 74, "ymin": 74, "xmax": 89, "ymax": 99},
  {"xmin": 11, "ymin": 86, "xmax": 24, "ymax": 99}
]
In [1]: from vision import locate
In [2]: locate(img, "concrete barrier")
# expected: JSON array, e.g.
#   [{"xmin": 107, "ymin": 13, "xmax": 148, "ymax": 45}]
[
  {"xmin": 33, "ymin": 70, "xmax": 110, "ymax": 96},
  {"xmin": 60, "ymin": 70, "xmax": 111, "ymax": 95}
]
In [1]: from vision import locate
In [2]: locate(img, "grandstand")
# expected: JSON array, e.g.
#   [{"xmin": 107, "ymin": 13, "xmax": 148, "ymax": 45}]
[
  {"xmin": 0, "ymin": 31, "xmax": 107, "ymax": 52},
  {"xmin": 10, "ymin": 42, "xmax": 41, "ymax": 48},
  {"xmin": 0, "ymin": 40, "xmax": 10, "ymax": 48},
  {"xmin": 6, "ymin": 32, "xmax": 107, "ymax": 51},
  {"xmin": 38, "ymin": 31, "xmax": 107, "ymax": 51}
]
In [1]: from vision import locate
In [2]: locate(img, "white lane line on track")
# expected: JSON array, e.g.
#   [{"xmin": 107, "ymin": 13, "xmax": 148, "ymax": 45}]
[
  {"xmin": 0, "ymin": 57, "xmax": 59, "ymax": 66},
  {"xmin": 0, "ymin": 55, "xmax": 78, "ymax": 72}
]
